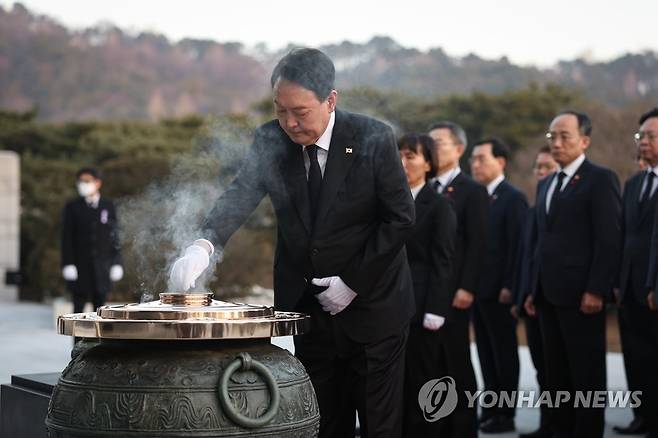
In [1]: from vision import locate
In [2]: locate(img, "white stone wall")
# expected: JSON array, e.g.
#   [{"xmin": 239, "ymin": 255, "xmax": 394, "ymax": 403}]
[{"xmin": 0, "ymin": 151, "xmax": 20, "ymax": 301}]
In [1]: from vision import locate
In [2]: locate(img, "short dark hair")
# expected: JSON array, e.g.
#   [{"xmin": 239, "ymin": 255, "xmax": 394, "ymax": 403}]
[
  {"xmin": 270, "ymin": 48, "xmax": 335, "ymax": 101},
  {"xmin": 397, "ymin": 132, "xmax": 437, "ymax": 177},
  {"xmin": 473, "ymin": 137, "xmax": 510, "ymax": 161},
  {"xmin": 427, "ymin": 121, "xmax": 468, "ymax": 147},
  {"xmin": 639, "ymin": 107, "xmax": 658, "ymax": 125},
  {"xmin": 556, "ymin": 110, "xmax": 592, "ymax": 136},
  {"xmin": 76, "ymin": 167, "xmax": 101, "ymax": 180}
]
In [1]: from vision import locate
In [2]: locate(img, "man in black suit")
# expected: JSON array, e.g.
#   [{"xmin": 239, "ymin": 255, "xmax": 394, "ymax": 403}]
[
  {"xmin": 614, "ymin": 108, "xmax": 658, "ymax": 436},
  {"xmin": 397, "ymin": 133, "xmax": 456, "ymax": 437},
  {"xmin": 636, "ymin": 108, "xmax": 658, "ymax": 438},
  {"xmin": 512, "ymin": 145, "xmax": 557, "ymax": 438},
  {"xmin": 470, "ymin": 138, "xmax": 527, "ymax": 433},
  {"xmin": 170, "ymin": 48, "xmax": 416, "ymax": 438},
  {"xmin": 427, "ymin": 121, "xmax": 488, "ymax": 438},
  {"xmin": 61, "ymin": 167, "xmax": 123, "ymax": 313},
  {"xmin": 532, "ymin": 110, "xmax": 621, "ymax": 438}
]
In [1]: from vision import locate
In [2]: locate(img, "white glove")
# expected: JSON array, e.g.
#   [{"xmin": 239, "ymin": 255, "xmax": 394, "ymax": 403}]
[
  {"xmin": 62, "ymin": 265, "xmax": 78, "ymax": 281},
  {"xmin": 169, "ymin": 239, "xmax": 214, "ymax": 292},
  {"xmin": 109, "ymin": 265, "xmax": 124, "ymax": 282},
  {"xmin": 423, "ymin": 313, "xmax": 445, "ymax": 331},
  {"xmin": 312, "ymin": 276, "xmax": 357, "ymax": 315}
]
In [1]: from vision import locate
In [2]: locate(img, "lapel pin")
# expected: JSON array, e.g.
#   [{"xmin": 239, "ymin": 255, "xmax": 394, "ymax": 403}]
[
  {"xmin": 447, "ymin": 186, "xmax": 454, "ymax": 193},
  {"xmin": 345, "ymin": 147, "xmax": 353, "ymax": 154}
]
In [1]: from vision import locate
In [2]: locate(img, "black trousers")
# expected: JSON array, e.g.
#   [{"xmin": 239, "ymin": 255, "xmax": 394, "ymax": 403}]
[
  {"xmin": 523, "ymin": 314, "xmax": 550, "ymax": 430},
  {"xmin": 472, "ymin": 299, "xmax": 519, "ymax": 420},
  {"xmin": 618, "ymin": 296, "xmax": 658, "ymax": 435},
  {"xmin": 294, "ymin": 303, "xmax": 408, "ymax": 438},
  {"xmin": 537, "ymin": 295, "xmax": 606, "ymax": 438},
  {"xmin": 420, "ymin": 308, "xmax": 478, "ymax": 438},
  {"xmin": 403, "ymin": 325, "xmax": 445, "ymax": 437}
]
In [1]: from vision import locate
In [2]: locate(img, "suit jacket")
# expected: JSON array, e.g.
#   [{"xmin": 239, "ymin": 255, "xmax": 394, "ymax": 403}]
[
  {"xmin": 406, "ymin": 183, "xmax": 456, "ymax": 324},
  {"xmin": 441, "ymin": 171, "xmax": 489, "ymax": 298},
  {"xmin": 202, "ymin": 109, "xmax": 416, "ymax": 343},
  {"xmin": 645, "ymin": 191, "xmax": 658, "ymax": 306},
  {"xmin": 478, "ymin": 180, "xmax": 528, "ymax": 301},
  {"xmin": 533, "ymin": 159, "xmax": 621, "ymax": 306},
  {"xmin": 618, "ymin": 171, "xmax": 658, "ymax": 304},
  {"xmin": 512, "ymin": 206, "xmax": 538, "ymax": 312},
  {"xmin": 61, "ymin": 196, "xmax": 122, "ymax": 295}
]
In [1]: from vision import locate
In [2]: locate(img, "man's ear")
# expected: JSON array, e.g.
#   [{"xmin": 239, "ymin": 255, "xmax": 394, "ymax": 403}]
[
  {"xmin": 456, "ymin": 143, "xmax": 466, "ymax": 158},
  {"xmin": 326, "ymin": 90, "xmax": 338, "ymax": 112}
]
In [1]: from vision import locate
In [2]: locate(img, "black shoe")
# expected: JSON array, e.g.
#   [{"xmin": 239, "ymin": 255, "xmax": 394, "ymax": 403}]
[
  {"xmin": 479, "ymin": 416, "xmax": 515, "ymax": 433},
  {"xmin": 612, "ymin": 417, "xmax": 646, "ymax": 435},
  {"xmin": 519, "ymin": 427, "xmax": 553, "ymax": 438}
]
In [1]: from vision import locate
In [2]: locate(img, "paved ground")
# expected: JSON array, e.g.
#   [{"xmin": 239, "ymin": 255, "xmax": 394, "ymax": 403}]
[{"xmin": 0, "ymin": 301, "xmax": 634, "ymax": 437}]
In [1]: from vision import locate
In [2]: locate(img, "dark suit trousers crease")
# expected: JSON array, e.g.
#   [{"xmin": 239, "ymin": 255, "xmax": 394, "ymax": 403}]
[
  {"xmin": 523, "ymin": 315, "xmax": 550, "ymax": 429},
  {"xmin": 618, "ymin": 296, "xmax": 658, "ymax": 433},
  {"xmin": 537, "ymin": 295, "xmax": 606, "ymax": 438},
  {"xmin": 472, "ymin": 299, "xmax": 520, "ymax": 419},
  {"xmin": 294, "ymin": 302, "xmax": 408, "ymax": 438},
  {"xmin": 425, "ymin": 308, "xmax": 478, "ymax": 438},
  {"xmin": 403, "ymin": 325, "xmax": 446, "ymax": 437}
]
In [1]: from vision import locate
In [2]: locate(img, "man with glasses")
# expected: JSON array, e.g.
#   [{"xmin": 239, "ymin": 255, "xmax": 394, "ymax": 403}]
[
  {"xmin": 531, "ymin": 110, "xmax": 621, "ymax": 438},
  {"xmin": 639, "ymin": 108, "xmax": 658, "ymax": 438},
  {"xmin": 427, "ymin": 121, "xmax": 488, "ymax": 438},
  {"xmin": 613, "ymin": 107, "xmax": 658, "ymax": 436}
]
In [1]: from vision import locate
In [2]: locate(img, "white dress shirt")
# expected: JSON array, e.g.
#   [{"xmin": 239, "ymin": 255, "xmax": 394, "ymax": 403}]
[
  {"xmin": 301, "ymin": 111, "xmax": 335, "ymax": 178},
  {"xmin": 410, "ymin": 182, "xmax": 425, "ymax": 200},
  {"xmin": 486, "ymin": 174, "xmax": 505, "ymax": 196},
  {"xmin": 545, "ymin": 153, "xmax": 586, "ymax": 213},
  {"xmin": 85, "ymin": 193, "xmax": 100, "ymax": 209},
  {"xmin": 639, "ymin": 165, "xmax": 658, "ymax": 200},
  {"xmin": 430, "ymin": 166, "xmax": 461, "ymax": 193}
]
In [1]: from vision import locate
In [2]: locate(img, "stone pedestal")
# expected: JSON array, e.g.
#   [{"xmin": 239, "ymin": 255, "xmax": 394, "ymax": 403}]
[
  {"xmin": 0, "ymin": 373, "xmax": 58, "ymax": 438},
  {"xmin": 0, "ymin": 151, "xmax": 20, "ymax": 302}
]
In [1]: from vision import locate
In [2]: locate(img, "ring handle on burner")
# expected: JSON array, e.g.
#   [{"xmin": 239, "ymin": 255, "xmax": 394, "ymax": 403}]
[{"xmin": 218, "ymin": 352, "xmax": 280, "ymax": 428}]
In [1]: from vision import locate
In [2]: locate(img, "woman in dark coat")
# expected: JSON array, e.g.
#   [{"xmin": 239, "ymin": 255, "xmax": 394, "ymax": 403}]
[{"xmin": 399, "ymin": 133, "xmax": 457, "ymax": 436}]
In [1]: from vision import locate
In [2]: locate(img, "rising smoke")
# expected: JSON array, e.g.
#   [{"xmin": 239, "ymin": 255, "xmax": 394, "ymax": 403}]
[{"xmin": 117, "ymin": 115, "xmax": 255, "ymax": 302}]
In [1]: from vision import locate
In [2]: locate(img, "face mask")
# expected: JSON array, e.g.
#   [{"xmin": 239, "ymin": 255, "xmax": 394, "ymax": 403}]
[{"xmin": 77, "ymin": 181, "xmax": 97, "ymax": 198}]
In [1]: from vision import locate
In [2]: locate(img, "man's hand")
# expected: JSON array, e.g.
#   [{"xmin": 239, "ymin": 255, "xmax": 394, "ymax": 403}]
[
  {"xmin": 580, "ymin": 292, "xmax": 604, "ymax": 314},
  {"xmin": 648, "ymin": 291, "xmax": 658, "ymax": 311},
  {"xmin": 423, "ymin": 313, "xmax": 445, "ymax": 331},
  {"xmin": 109, "ymin": 265, "xmax": 124, "ymax": 282},
  {"xmin": 524, "ymin": 295, "xmax": 536, "ymax": 317},
  {"xmin": 169, "ymin": 239, "xmax": 214, "ymax": 292},
  {"xmin": 510, "ymin": 305, "xmax": 519, "ymax": 319},
  {"xmin": 62, "ymin": 265, "xmax": 78, "ymax": 281},
  {"xmin": 499, "ymin": 287, "xmax": 513, "ymax": 304},
  {"xmin": 312, "ymin": 276, "xmax": 357, "ymax": 315},
  {"xmin": 452, "ymin": 288, "xmax": 474, "ymax": 309}
]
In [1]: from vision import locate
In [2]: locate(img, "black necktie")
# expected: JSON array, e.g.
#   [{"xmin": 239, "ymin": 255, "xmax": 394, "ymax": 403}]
[
  {"xmin": 549, "ymin": 171, "xmax": 566, "ymax": 214},
  {"xmin": 640, "ymin": 171, "xmax": 655, "ymax": 212},
  {"xmin": 432, "ymin": 180, "xmax": 441, "ymax": 193},
  {"xmin": 306, "ymin": 145, "xmax": 322, "ymax": 222}
]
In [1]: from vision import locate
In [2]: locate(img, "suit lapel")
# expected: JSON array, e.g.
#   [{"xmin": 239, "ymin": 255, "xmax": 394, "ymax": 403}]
[
  {"xmin": 314, "ymin": 110, "xmax": 357, "ymax": 228},
  {"xmin": 281, "ymin": 136, "xmax": 312, "ymax": 235},
  {"xmin": 549, "ymin": 159, "xmax": 589, "ymax": 224},
  {"xmin": 638, "ymin": 172, "xmax": 657, "ymax": 225},
  {"xmin": 537, "ymin": 173, "xmax": 552, "ymax": 228}
]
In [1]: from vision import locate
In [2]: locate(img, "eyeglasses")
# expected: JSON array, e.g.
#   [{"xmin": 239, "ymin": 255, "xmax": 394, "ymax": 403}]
[
  {"xmin": 545, "ymin": 132, "xmax": 577, "ymax": 144},
  {"xmin": 634, "ymin": 131, "xmax": 658, "ymax": 143}
]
